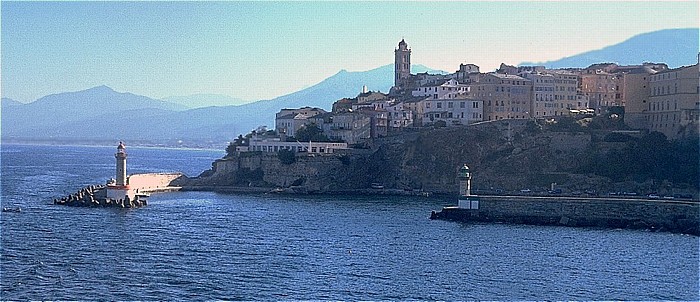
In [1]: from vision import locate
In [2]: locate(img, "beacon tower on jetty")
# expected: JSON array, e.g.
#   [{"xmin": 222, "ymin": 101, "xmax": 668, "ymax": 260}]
[
  {"xmin": 115, "ymin": 141, "xmax": 127, "ymax": 186},
  {"xmin": 106, "ymin": 141, "xmax": 134, "ymax": 201},
  {"xmin": 457, "ymin": 164, "xmax": 479, "ymax": 209}
]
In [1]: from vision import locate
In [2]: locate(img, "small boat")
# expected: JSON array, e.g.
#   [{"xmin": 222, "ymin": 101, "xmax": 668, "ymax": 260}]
[
  {"xmin": 2, "ymin": 207, "xmax": 21, "ymax": 213},
  {"xmin": 371, "ymin": 183, "xmax": 384, "ymax": 189}
]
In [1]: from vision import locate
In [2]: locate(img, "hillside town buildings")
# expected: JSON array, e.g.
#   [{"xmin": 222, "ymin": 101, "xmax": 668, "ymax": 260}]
[{"xmin": 235, "ymin": 39, "xmax": 698, "ymax": 154}]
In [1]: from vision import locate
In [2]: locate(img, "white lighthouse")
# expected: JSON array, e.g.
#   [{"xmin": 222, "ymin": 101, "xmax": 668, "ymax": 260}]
[
  {"xmin": 458, "ymin": 164, "xmax": 471, "ymax": 197},
  {"xmin": 106, "ymin": 141, "xmax": 133, "ymax": 201},
  {"xmin": 457, "ymin": 164, "xmax": 479, "ymax": 209},
  {"xmin": 115, "ymin": 141, "xmax": 127, "ymax": 186}
]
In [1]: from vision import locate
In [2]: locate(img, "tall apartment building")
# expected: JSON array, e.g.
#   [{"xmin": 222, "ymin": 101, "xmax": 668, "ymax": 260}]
[
  {"xmin": 551, "ymin": 72, "xmax": 589, "ymax": 116},
  {"xmin": 619, "ymin": 66, "xmax": 665, "ymax": 129},
  {"xmin": 522, "ymin": 73, "xmax": 556, "ymax": 117},
  {"xmin": 647, "ymin": 63, "xmax": 700, "ymax": 139},
  {"xmin": 472, "ymin": 73, "xmax": 532, "ymax": 120},
  {"xmin": 579, "ymin": 69, "xmax": 619, "ymax": 112}
]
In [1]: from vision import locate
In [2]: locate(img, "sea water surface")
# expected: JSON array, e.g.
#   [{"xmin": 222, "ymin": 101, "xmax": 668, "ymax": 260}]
[{"xmin": 1, "ymin": 144, "xmax": 698, "ymax": 300}]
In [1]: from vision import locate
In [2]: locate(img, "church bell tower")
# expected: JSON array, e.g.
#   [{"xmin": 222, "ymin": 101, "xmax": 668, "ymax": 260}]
[{"xmin": 394, "ymin": 39, "xmax": 411, "ymax": 88}]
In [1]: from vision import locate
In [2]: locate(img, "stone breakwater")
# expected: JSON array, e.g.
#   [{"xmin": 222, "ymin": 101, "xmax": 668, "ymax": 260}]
[
  {"xmin": 431, "ymin": 195, "xmax": 700, "ymax": 236},
  {"xmin": 53, "ymin": 185, "xmax": 147, "ymax": 208}
]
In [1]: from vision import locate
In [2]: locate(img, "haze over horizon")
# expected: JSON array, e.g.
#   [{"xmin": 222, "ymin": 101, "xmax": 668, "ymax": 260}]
[{"xmin": 2, "ymin": 1, "xmax": 697, "ymax": 103}]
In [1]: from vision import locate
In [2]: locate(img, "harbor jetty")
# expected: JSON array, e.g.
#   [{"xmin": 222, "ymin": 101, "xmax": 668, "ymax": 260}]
[
  {"xmin": 431, "ymin": 164, "xmax": 700, "ymax": 236},
  {"xmin": 53, "ymin": 142, "xmax": 184, "ymax": 209}
]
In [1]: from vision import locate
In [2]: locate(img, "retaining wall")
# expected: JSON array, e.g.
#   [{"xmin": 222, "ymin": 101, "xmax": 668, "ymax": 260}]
[{"xmin": 127, "ymin": 173, "xmax": 184, "ymax": 192}]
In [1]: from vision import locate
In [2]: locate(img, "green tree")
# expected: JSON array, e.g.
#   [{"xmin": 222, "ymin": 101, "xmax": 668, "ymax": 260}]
[
  {"xmin": 225, "ymin": 134, "xmax": 249, "ymax": 158},
  {"xmin": 294, "ymin": 123, "xmax": 331, "ymax": 142},
  {"xmin": 225, "ymin": 142, "xmax": 237, "ymax": 158},
  {"xmin": 277, "ymin": 149, "xmax": 296, "ymax": 165}
]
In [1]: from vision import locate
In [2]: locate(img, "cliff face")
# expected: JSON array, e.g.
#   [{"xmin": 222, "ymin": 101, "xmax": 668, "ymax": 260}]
[
  {"xmin": 372, "ymin": 120, "xmax": 606, "ymax": 194},
  {"xmin": 188, "ymin": 120, "xmax": 633, "ymax": 194},
  {"xmin": 187, "ymin": 119, "xmax": 697, "ymax": 196},
  {"xmin": 186, "ymin": 150, "xmax": 381, "ymax": 192}
]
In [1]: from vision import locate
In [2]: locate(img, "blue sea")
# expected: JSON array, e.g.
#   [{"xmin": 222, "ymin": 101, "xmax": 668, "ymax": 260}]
[{"xmin": 1, "ymin": 144, "xmax": 698, "ymax": 300}]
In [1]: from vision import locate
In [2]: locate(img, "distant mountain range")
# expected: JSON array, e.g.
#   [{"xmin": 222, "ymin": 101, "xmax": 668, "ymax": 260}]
[
  {"xmin": 1, "ymin": 65, "xmax": 442, "ymax": 143},
  {"xmin": 520, "ymin": 28, "xmax": 699, "ymax": 68},
  {"xmin": 3, "ymin": 28, "xmax": 696, "ymax": 145},
  {"xmin": 1, "ymin": 97, "xmax": 24, "ymax": 107},
  {"xmin": 162, "ymin": 94, "xmax": 249, "ymax": 109}
]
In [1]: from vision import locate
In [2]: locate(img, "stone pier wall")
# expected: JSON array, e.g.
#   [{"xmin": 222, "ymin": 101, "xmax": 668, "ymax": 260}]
[
  {"xmin": 127, "ymin": 173, "xmax": 184, "ymax": 192},
  {"xmin": 436, "ymin": 196, "xmax": 700, "ymax": 235}
]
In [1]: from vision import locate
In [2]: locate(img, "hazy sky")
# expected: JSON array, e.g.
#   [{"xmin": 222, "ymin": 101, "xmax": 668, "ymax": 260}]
[{"xmin": 2, "ymin": 1, "xmax": 697, "ymax": 103}]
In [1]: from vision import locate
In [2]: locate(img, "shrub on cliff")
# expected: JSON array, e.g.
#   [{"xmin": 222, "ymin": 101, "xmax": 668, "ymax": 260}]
[
  {"xmin": 579, "ymin": 131, "xmax": 698, "ymax": 186},
  {"xmin": 278, "ymin": 149, "xmax": 296, "ymax": 165}
]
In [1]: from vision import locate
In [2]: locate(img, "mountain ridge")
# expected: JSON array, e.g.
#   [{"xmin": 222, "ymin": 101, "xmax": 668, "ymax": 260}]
[{"xmin": 520, "ymin": 28, "xmax": 699, "ymax": 68}]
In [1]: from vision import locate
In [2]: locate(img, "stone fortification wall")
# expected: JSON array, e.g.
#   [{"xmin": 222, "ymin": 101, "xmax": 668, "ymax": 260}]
[
  {"xmin": 436, "ymin": 196, "xmax": 699, "ymax": 235},
  {"xmin": 128, "ymin": 173, "xmax": 184, "ymax": 192}
]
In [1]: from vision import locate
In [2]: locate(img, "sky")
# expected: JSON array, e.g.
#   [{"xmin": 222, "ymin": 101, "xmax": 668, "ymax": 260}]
[{"xmin": 2, "ymin": 1, "xmax": 698, "ymax": 103}]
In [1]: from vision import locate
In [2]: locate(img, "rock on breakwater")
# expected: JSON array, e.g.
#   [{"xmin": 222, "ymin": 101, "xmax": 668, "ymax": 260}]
[{"xmin": 53, "ymin": 185, "xmax": 147, "ymax": 208}]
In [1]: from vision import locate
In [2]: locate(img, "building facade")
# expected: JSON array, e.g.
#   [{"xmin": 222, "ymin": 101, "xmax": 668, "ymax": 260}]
[
  {"xmin": 522, "ymin": 73, "xmax": 556, "ymax": 118},
  {"xmin": 647, "ymin": 63, "xmax": 700, "ymax": 139},
  {"xmin": 551, "ymin": 72, "xmax": 588, "ymax": 116},
  {"xmin": 472, "ymin": 73, "xmax": 532, "ymax": 120},
  {"xmin": 275, "ymin": 107, "xmax": 326, "ymax": 138},
  {"xmin": 245, "ymin": 136, "xmax": 348, "ymax": 154},
  {"xmin": 420, "ymin": 98, "xmax": 484, "ymax": 126}
]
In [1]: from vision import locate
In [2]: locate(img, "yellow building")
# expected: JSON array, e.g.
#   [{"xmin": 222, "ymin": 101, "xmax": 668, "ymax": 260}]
[
  {"xmin": 472, "ymin": 73, "xmax": 532, "ymax": 121},
  {"xmin": 647, "ymin": 63, "xmax": 700, "ymax": 139}
]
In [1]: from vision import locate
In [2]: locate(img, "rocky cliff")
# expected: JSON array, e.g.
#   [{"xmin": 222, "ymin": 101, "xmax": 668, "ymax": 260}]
[{"xmin": 184, "ymin": 119, "xmax": 697, "ymax": 197}]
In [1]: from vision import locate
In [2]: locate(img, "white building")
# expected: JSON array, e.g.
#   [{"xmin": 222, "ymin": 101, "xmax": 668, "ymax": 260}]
[
  {"xmin": 412, "ymin": 78, "xmax": 470, "ymax": 100},
  {"xmin": 386, "ymin": 101, "xmax": 415, "ymax": 129},
  {"xmin": 420, "ymin": 98, "xmax": 484, "ymax": 126},
  {"xmin": 243, "ymin": 136, "xmax": 348, "ymax": 154},
  {"xmin": 275, "ymin": 107, "xmax": 326, "ymax": 138}
]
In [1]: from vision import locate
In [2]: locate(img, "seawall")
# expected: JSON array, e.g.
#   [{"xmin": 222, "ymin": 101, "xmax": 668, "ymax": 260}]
[
  {"xmin": 128, "ymin": 172, "xmax": 185, "ymax": 193},
  {"xmin": 432, "ymin": 195, "xmax": 700, "ymax": 235}
]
